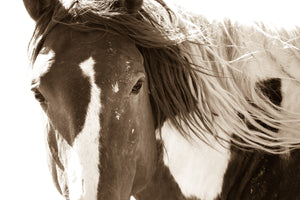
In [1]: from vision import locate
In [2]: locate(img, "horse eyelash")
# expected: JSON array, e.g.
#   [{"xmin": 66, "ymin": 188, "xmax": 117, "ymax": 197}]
[{"xmin": 32, "ymin": 88, "xmax": 46, "ymax": 103}]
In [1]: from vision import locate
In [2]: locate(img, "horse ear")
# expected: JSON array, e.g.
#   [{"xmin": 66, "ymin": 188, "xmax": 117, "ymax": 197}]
[
  {"xmin": 119, "ymin": 0, "xmax": 143, "ymax": 13},
  {"xmin": 23, "ymin": 0, "xmax": 53, "ymax": 21}
]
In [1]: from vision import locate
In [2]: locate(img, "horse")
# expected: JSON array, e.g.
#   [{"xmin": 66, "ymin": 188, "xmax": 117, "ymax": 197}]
[{"xmin": 23, "ymin": 0, "xmax": 300, "ymax": 199}]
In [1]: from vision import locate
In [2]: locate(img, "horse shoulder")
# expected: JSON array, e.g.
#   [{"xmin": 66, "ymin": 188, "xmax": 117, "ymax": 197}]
[{"xmin": 161, "ymin": 121, "xmax": 231, "ymax": 200}]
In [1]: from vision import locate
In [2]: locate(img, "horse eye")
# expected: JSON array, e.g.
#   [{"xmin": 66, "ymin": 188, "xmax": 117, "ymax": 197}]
[
  {"xmin": 131, "ymin": 80, "xmax": 143, "ymax": 95},
  {"xmin": 32, "ymin": 89, "xmax": 46, "ymax": 103}
]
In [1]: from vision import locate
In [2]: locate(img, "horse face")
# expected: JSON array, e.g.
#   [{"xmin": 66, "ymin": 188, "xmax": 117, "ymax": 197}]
[{"xmin": 31, "ymin": 24, "xmax": 157, "ymax": 200}]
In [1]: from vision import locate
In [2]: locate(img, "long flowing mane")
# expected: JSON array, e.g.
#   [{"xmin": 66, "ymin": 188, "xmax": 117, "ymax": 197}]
[{"xmin": 29, "ymin": 0, "xmax": 300, "ymax": 153}]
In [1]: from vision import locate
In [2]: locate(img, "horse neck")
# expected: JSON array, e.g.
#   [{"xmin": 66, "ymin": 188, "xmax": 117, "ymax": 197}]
[{"xmin": 134, "ymin": 140, "xmax": 187, "ymax": 200}]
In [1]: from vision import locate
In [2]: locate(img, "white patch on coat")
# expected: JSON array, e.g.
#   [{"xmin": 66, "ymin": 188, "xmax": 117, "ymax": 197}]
[
  {"xmin": 66, "ymin": 57, "xmax": 101, "ymax": 200},
  {"xmin": 115, "ymin": 111, "xmax": 121, "ymax": 120},
  {"xmin": 126, "ymin": 61, "xmax": 131, "ymax": 70},
  {"xmin": 32, "ymin": 48, "xmax": 55, "ymax": 84},
  {"xmin": 161, "ymin": 120, "xmax": 231, "ymax": 200},
  {"xmin": 112, "ymin": 82, "xmax": 119, "ymax": 93}
]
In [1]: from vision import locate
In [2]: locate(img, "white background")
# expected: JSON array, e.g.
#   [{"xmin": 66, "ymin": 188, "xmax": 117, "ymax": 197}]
[{"xmin": 0, "ymin": 1, "xmax": 299, "ymax": 199}]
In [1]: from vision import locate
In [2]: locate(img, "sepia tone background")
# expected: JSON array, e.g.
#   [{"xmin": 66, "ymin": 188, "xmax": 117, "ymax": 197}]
[{"xmin": 0, "ymin": 0, "xmax": 298, "ymax": 199}]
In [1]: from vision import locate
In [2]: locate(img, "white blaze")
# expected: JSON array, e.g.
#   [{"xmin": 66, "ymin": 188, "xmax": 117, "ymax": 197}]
[{"xmin": 67, "ymin": 57, "xmax": 101, "ymax": 200}]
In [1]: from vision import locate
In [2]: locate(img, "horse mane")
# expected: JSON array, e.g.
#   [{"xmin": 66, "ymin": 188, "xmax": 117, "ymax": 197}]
[{"xmin": 29, "ymin": 0, "xmax": 300, "ymax": 154}]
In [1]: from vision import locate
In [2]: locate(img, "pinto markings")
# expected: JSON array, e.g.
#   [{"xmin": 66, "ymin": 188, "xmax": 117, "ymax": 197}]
[{"xmin": 161, "ymin": 121, "xmax": 231, "ymax": 200}]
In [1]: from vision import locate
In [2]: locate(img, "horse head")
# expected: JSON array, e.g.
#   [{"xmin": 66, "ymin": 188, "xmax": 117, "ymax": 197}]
[{"xmin": 24, "ymin": 0, "xmax": 158, "ymax": 199}]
